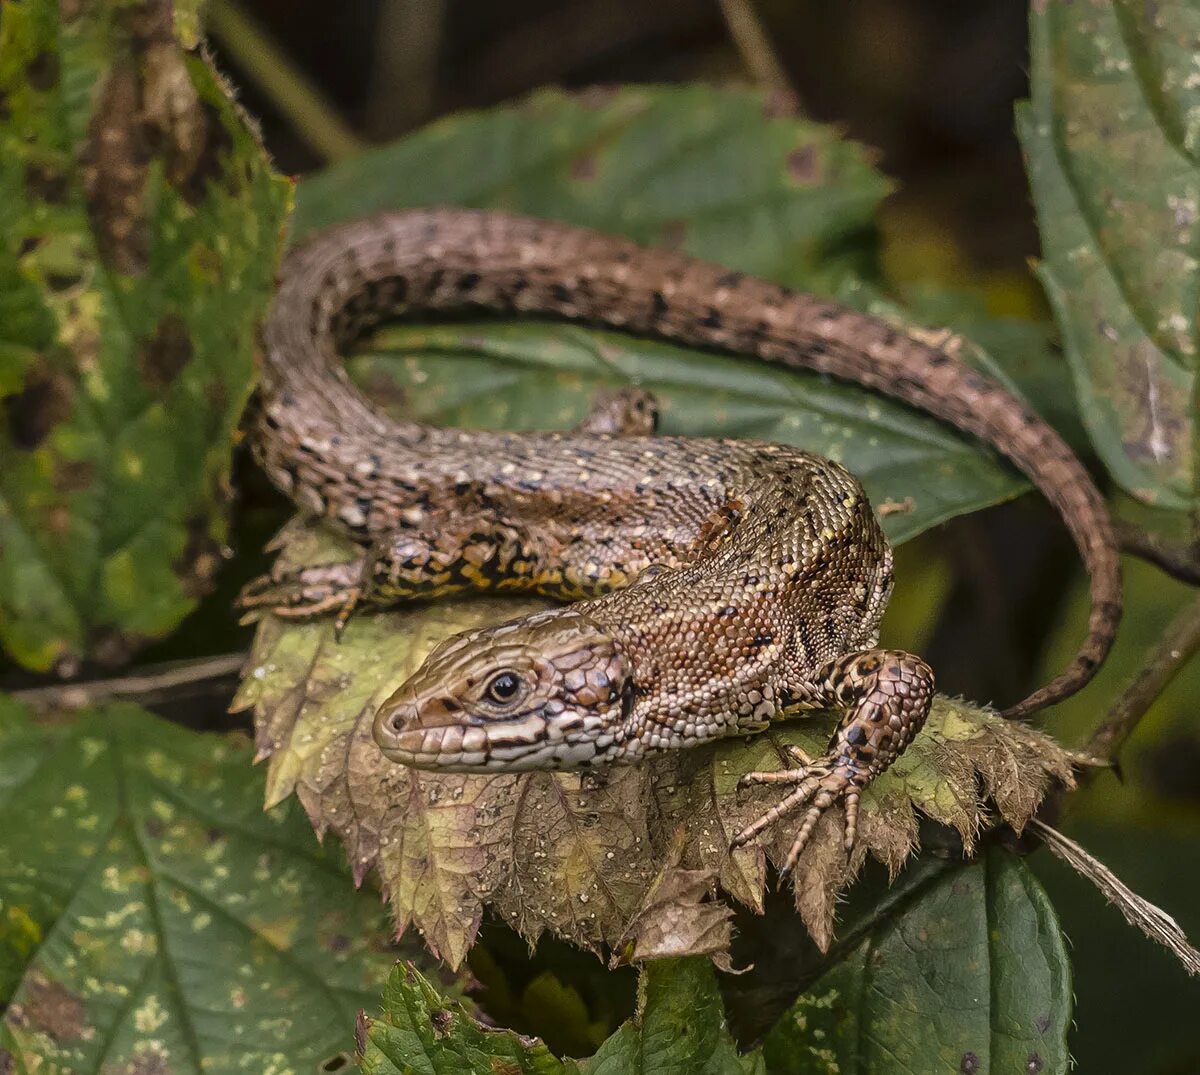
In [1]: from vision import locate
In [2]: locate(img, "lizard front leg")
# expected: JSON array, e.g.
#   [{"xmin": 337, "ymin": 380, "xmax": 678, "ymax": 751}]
[{"xmin": 733, "ymin": 649, "xmax": 935, "ymax": 873}]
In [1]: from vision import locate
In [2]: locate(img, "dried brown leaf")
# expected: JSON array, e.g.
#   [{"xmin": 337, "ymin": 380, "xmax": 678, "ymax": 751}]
[{"xmin": 233, "ymin": 528, "xmax": 1077, "ymax": 968}]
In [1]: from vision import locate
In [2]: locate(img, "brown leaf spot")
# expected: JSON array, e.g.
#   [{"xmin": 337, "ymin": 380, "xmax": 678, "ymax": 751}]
[
  {"xmin": 1027, "ymin": 1054, "xmax": 1043, "ymax": 1073},
  {"xmin": 430, "ymin": 1008, "xmax": 452, "ymax": 1037},
  {"xmin": 4, "ymin": 364, "xmax": 74, "ymax": 450},
  {"xmin": 354, "ymin": 1010, "xmax": 371, "ymax": 1057},
  {"xmin": 24, "ymin": 161, "xmax": 69, "ymax": 204},
  {"xmin": 319, "ymin": 1053, "xmax": 351, "ymax": 1072},
  {"xmin": 81, "ymin": 61, "xmax": 150, "ymax": 274},
  {"xmin": 26, "ymin": 51, "xmax": 59, "ymax": 91},
  {"xmin": 570, "ymin": 152, "xmax": 597, "ymax": 181},
  {"xmin": 960, "ymin": 1052, "xmax": 980, "ymax": 1074},
  {"xmin": 126, "ymin": 1048, "xmax": 170, "ymax": 1075},
  {"xmin": 16, "ymin": 976, "xmax": 85, "ymax": 1042},
  {"xmin": 787, "ymin": 144, "xmax": 820, "ymax": 183},
  {"xmin": 141, "ymin": 312, "xmax": 194, "ymax": 393},
  {"xmin": 53, "ymin": 459, "xmax": 95, "ymax": 493},
  {"xmin": 0, "ymin": 1048, "xmax": 13, "ymax": 1074}
]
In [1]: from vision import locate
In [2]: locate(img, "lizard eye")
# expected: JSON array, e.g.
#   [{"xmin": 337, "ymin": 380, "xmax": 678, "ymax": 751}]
[{"xmin": 484, "ymin": 670, "xmax": 523, "ymax": 705}]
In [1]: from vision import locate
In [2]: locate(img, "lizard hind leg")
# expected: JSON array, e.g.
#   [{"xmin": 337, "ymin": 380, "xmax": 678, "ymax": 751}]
[
  {"xmin": 732, "ymin": 649, "xmax": 935, "ymax": 875},
  {"xmin": 574, "ymin": 386, "xmax": 659, "ymax": 436}
]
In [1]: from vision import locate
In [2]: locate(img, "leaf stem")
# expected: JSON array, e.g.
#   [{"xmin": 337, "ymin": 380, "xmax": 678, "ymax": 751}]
[
  {"xmin": 1116, "ymin": 521, "xmax": 1200, "ymax": 586},
  {"xmin": 11, "ymin": 653, "xmax": 245, "ymax": 711},
  {"xmin": 1083, "ymin": 591, "xmax": 1200, "ymax": 761},
  {"xmin": 718, "ymin": 0, "xmax": 793, "ymax": 95},
  {"xmin": 205, "ymin": 0, "xmax": 365, "ymax": 162}
]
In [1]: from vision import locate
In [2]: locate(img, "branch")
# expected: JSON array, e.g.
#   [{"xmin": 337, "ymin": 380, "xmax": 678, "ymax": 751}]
[
  {"xmin": 1083, "ymin": 591, "xmax": 1200, "ymax": 761},
  {"xmin": 205, "ymin": 0, "xmax": 365, "ymax": 162},
  {"xmin": 718, "ymin": 0, "xmax": 793, "ymax": 94},
  {"xmin": 1116, "ymin": 521, "xmax": 1200, "ymax": 586},
  {"xmin": 12, "ymin": 653, "xmax": 246, "ymax": 711},
  {"xmin": 1029, "ymin": 818, "xmax": 1200, "ymax": 976}
]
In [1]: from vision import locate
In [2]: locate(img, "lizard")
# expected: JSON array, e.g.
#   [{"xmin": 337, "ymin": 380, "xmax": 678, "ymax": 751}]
[{"xmin": 239, "ymin": 207, "xmax": 1121, "ymax": 871}]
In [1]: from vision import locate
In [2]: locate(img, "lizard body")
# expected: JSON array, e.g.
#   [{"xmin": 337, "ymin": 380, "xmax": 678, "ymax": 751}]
[{"xmin": 242, "ymin": 208, "xmax": 1120, "ymax": 866}]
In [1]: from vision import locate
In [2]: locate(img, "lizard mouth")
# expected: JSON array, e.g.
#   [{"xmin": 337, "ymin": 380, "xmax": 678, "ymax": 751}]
[{"xmin": 373, "ymin": 699, "xmax": 610, "ymax": 772}]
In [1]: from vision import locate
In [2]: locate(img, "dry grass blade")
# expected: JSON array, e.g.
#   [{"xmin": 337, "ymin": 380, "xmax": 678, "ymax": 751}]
[{"xmin": 1029, "ymin": 817, "xmax": 1200, "ymax": 977}]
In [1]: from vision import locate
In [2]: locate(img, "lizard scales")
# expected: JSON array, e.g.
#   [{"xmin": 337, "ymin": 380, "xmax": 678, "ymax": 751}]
[{"xmin": 244, "ymin": 207, "xmax": 1121, "ymax": 866}]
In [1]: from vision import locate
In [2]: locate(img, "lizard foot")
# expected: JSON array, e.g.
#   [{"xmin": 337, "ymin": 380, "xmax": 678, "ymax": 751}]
[
  {"xmin": 236, "ymin": 561, "xmax": 364, "ymax": 628},
  {"xmin": 732, "ymin": 751, "xmax": 865, "ymax": 875}
]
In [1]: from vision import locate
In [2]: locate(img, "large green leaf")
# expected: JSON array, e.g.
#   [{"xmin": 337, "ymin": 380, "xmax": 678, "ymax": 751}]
[
  {"xmin": 761, "ymin": 848, "xmax": 1071, "ymax": 1075},
  {"xmin": 0, "ymin": 0, "xmax": 289, "ymax": 672},
  {"xmin": 583, "ymin": 958, "xmax": 761, "ymax": 1075},
  {"xmin": 1019, "ymin": 0, "xmax": 1199, "ymax": 510},
  {"xmin": 294, "ymin": 84, "xmax": 889, "ymax": 292},
  {"xmin": 0, "ymin": 698, "xmax": 407, "ymax": 1074}
]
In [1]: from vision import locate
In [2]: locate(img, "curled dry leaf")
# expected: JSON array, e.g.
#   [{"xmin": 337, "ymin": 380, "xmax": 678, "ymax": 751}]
[{"xmin": 233, "ymin": 525, "xmax": 1077, "ymax": 969}]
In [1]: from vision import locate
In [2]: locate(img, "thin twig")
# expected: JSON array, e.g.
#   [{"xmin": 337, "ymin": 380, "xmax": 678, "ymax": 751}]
[
  {"xmin": 205, "ymin": 0, "xmax": 365, "ymax": 162},
  {"xmin": 1116, "ymin": 521, "xmax": 1200, "ymax": 586},
  {"xmin": 12, "ymin": 653, "xmax": 246, "ymax": 711},
  {"xmin": 718, "ymin": 0, "xmax": 793, "ymax": 93},
  {"xmin": 1083, "ymin": 591, "xmax": 1200, "ymax": 761},
  {"xmin": 1029, "ymin": 818, "xmax": 1200, "ymax": 976}
]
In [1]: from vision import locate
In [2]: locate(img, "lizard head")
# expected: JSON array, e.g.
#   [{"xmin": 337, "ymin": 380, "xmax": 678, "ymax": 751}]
[{"xmin": 373, "ymin": 608, "xmax": 634, "ymax": 771}]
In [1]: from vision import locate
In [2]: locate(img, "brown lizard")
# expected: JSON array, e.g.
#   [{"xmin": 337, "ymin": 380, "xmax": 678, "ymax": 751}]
[{"xmin": 240, "ymin": 208, "xmax": 1120, "ymax": 871}]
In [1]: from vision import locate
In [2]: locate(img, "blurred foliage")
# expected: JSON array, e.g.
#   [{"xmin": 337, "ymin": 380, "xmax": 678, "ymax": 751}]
[{"xmin": 0, "ymin": 0, "xmax": 289, "ymax": 672}]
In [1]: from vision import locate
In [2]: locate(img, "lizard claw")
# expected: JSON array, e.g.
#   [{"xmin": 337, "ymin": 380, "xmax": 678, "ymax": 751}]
[
  {"xmin": 236, "ymin": 561, "xmax": 365, "ymax": 626},
  {"xmin": 732, "ymin": 757, "xmax": 863, "ymax": 875}
]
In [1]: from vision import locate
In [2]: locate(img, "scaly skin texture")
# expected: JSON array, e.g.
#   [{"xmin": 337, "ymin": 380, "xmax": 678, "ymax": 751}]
[{"xmin": 241, "ymin": 208, "xmax": 1120, "ymax": 867}]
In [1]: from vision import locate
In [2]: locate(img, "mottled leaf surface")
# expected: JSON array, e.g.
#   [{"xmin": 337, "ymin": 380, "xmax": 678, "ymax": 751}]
[
  {"xmin": 1019, "ymin": 0, "xmax": 1199, "ymax": 509},
  {"xmin": 234, "ymin": 538, "xmax": 1077, "ymax": 968},
  {"xmin": 0, "ymin": 698, "xmax": 402, "ymax": 1073},
  {"xmin": 359, "ymin": 961, "xmax": 572, "ymax": 1074},
  {"xmin": 761, "ymin": 848, "xmax": 1071, "ymax": 1075},
  {"xmin": 0, "ymin": 0, "xmax": 289, "ymax": 671}
]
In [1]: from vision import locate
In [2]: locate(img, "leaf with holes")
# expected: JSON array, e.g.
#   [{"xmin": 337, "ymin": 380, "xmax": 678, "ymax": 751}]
[
  {"xmin": 0, "ymin": 0, "xmax": 289, "ymax": 672},
  {"xmin": 234, "ymin": 531, "xmax": 1077, "ymax": 967},
  {"xmin": 760, "ymin": 847, "xmax": 1072, "ymax": 1075},
  {"xmin": 0, "ymin": 697, "xmax": 423, "ymax": 1074},
  {"xmin": 1019, "ymin": 0, "xmax": 1199, "ymax": 509}
]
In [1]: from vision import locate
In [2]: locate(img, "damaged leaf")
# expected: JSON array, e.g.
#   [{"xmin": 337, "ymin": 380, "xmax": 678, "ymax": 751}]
[
  {"xmin": 1018, "ymin": 0, "xmax": 1199, "ymax": 509},
  {"xmin": 0, "ymin": 697, "xmax": 410, "ymax": 1073},
  {"xmin": 234, "ymin": 534, "xmax": 1077, "ymax": 968},
  {"xmin": 0, "ymin": 0, "xmax": 289, "ymax": 672},
  {"xmin": 761, "ymin": 847, "xmax": 1071, "ymax": 1075},
  {"xmin": 359, "ymin": 961, "xmax": 571, "ymax": 1075}
]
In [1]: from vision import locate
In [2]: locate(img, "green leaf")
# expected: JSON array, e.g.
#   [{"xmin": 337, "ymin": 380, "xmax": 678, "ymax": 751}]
[
  {"xmin": 0, "ymin": 0, "xmax": 290, "ymax": 672},
  {"xmin": 294, "ymin": 84, "xmax": 889, "ymax": 292},
  {"xmin": 761, "ymin": 848, "xmax": 1071, "ymax": 1075},
  {"xmin": 359, "ymin": 961, "xmax": 572, "ymax": 1074},
  {"xmin": 0, "ymin": 697, "xmax": 405, "ymax": 1073},
  {"xmin": 583, "ymin": 958, "xmax": 760, "ymax": 1075},
  {"xmin": 1018, "ymin": 0, "xmax": 1199, "ymax": 510}
]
